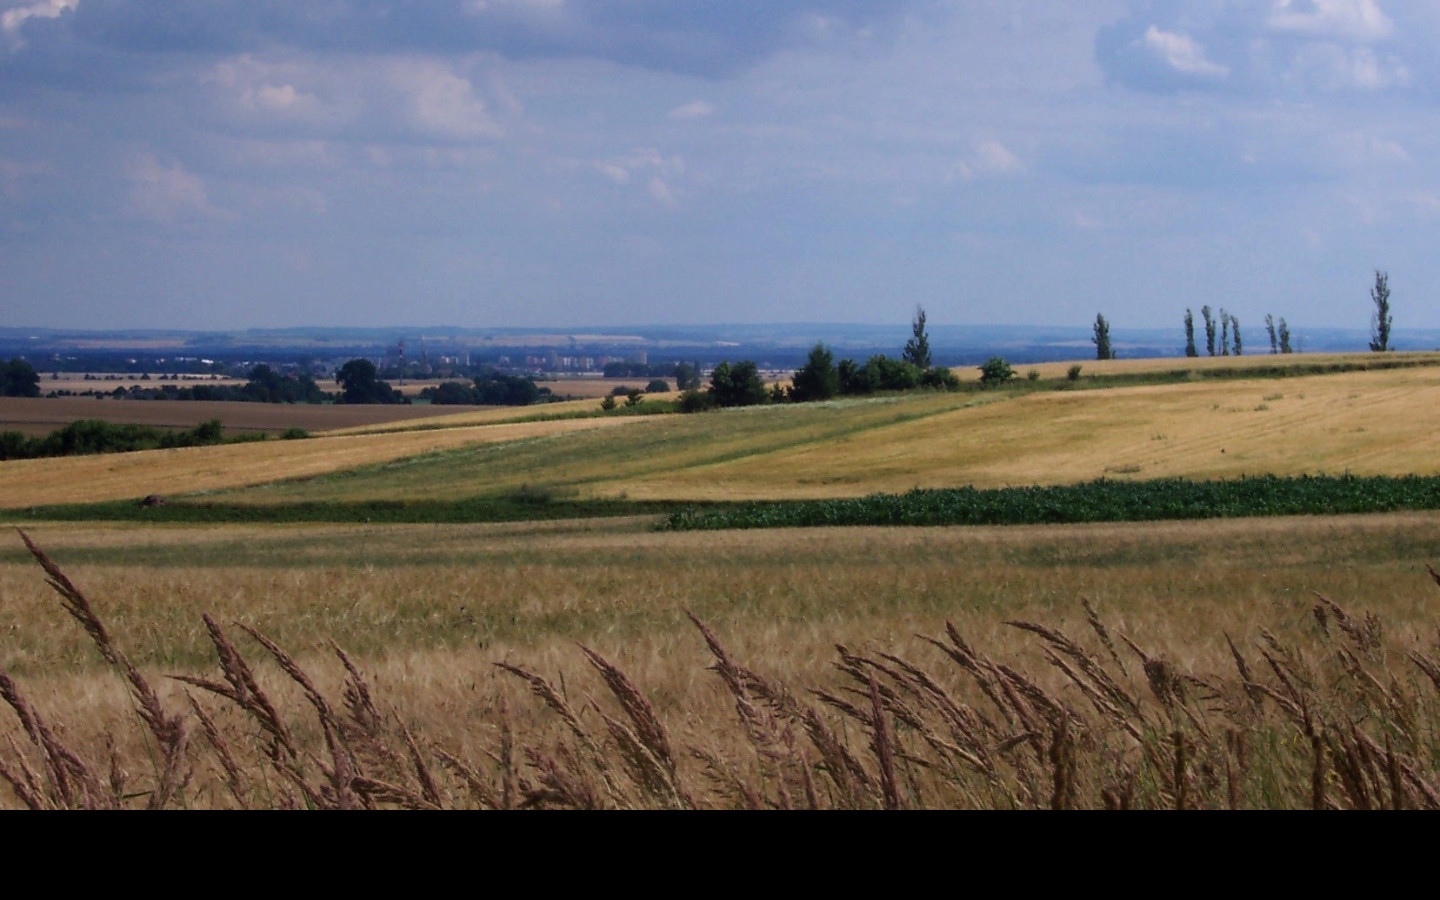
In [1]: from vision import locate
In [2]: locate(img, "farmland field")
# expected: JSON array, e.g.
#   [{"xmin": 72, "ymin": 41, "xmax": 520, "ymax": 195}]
[
  {"xmin": 0, "ymin": 395, "xmax": 498, "ymax": 437},
  {"xmin": 163, "ymin": 359, "xmax": 1440, "ymax": 508},
  {"xmin": 4, "ymin": 510, "xmax": 1440, "ymax": 808},
  {"xmin": 43, "ymin": 374, "xmax": 246, "ymax": 394},
  {"xmin": 5, "ymin": 352, "xmax": 1440, "ymax": 808}
]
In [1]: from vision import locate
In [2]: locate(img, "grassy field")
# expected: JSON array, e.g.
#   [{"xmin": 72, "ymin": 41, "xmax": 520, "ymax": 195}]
[{"xmin": 5, "ymin": 352, "xmax": 1440, "ymax": 808}]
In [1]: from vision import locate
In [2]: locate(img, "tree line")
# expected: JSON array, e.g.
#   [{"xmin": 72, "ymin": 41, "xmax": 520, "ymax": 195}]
[
  {"xmin": 672, "ymin": 308, "xmax": 961, "ymax": 413},
  {"xmin": 0, "ymin": 418, "xmax": 241, "ymax": 461},
  {"xmin": 418, "ymin": 369, "xmax": 557, "ymax": 406}
]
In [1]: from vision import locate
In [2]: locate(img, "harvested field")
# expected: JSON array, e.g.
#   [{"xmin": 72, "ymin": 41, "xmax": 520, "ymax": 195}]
[
  {"xmin": 0, "ymin": 415, "xmax": 644, "ymax": 508},
  {"xmin": 0, "ymin": 396, "xmax": 494, "ymax": 437},
  {"xmin": 606, "ymin": 364, "xmax": 1440, "ymax": 500},
  {"xmin": 318, "ymin": 395, "xmax": 664, "ymax": 436},
  {"xmin": 535, "ymin": 377, "xmax": 680, "ymax": 399},
  {"xmin": 190, "ymin": 363, "xmax": 1440, "ymax": 507},
  {"xmin": 978, "ymin": 350, "xmax": 1440, "ymax": 382}
]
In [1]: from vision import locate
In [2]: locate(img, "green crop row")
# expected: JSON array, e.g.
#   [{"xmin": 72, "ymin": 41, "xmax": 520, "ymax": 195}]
[{"xmin": 664, "ymin": 474, "xmax": 1440, "ymax": 530}]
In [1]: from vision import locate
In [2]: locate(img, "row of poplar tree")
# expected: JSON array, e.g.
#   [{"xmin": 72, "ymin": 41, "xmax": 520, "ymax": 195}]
[{"xmin": 1181, "ymin": 306, "xmax": 1293, "ymax": 357}]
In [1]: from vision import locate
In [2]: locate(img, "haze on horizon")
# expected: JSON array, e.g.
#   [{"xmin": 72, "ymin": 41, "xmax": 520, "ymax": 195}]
[{"xmin": 2, "ymin": 2, "xmax": 1437, "ymax": 334}]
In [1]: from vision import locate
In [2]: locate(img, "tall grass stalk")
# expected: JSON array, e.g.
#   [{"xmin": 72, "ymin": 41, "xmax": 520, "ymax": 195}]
[{"xmin": 5, "ymin": 528, "xmax": 1440, "ymax": 808}]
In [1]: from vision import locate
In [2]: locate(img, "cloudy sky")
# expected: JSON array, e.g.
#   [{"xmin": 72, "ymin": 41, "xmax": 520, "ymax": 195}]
[{"xmin": 1, "ymin": 1, "xmax": 1437, "ymax": 332}]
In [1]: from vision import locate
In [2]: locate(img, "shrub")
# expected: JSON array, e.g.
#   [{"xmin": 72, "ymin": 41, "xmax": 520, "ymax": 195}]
[
  {"xmin": 920, "ymin": 366, "xmax": 961, "ymax": 390},
  {"xmin": 677, "ymin": 389, "xmax": 714, "ymax": 413},
  {"xmin": 978, "ymin": 357, "xmax": 1015, "ymax": 388},
  {"xmin": 1067, "ymin": 365, "xmax": 1083, "ymax": 382}
]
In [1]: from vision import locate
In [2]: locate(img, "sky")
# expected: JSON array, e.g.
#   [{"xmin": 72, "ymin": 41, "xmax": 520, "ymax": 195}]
[{"xmin": 1, "ymin": 1, "xmax": 1437, "ymax": 332}]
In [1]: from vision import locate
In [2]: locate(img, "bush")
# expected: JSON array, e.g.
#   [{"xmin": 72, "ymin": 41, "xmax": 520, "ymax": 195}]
[
  {"xmin": 645, "ymin": 379, "xmax": 671, "ymax": 394},
  {"xmin": 866, "ymin": 356, "xmax": 922, "ymax": 391},
  {"xmin": 600, "ymin": 395, "xmax": 617, "ymax": 411},
  {"xmin": 837, "ymin": 355, "xmax": 922, "ymax": 396},
  {"xmin": 1067, "ymin": 365, "xmax": 1083, "ymax": 382},
  {"xmin": 978, "ymin": 357, "xmax": 1015, "ymax": 388},
  {"xmin": 677, "ymin": 389, "xmax": 714, "ymax": 413},
  {"xmin": 920, "ymin": 366, "xmax": 960, "ymax": 390}
]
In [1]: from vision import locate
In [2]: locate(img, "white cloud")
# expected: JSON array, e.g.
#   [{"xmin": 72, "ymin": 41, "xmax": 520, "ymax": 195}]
[
  {"xmin": 1268, "ymin": 0, "xmax": 1394, "ymax": 42},
  {"xmin": 243, "ymin": 83, "xmax": 321, "ymax": 116},
  {"xmin": 647, "ymin": 177, "xmax": 676, "ymax": 206},
  {"xmin": 594, "ymin": 148, "xmax": 683, "ymax": 183},
  {"xmin": 952, "ymin": 140, "xmax": 1023, "ymax": 181},
  {"xmin": 669, "ymin": 100, "xmax": 715, "ymax": 120},
  {"xmin": 589, "ymin": 148, "xmax": 683, "ymax": 205},
  {"xmin": 975, "ymin": 140, "xmax": 1023, "ymax": 174},
  {"xmin": 207, "ymin": 55, "xmax": 517, "ymax": 144},
  {"xmin": 211, "ymin": 56, "xmax": 340, "ymax": 126},
  {"xmin": 1140, "ymin": 26, "xmax": 1229, "ymax": 79},
  {"xmin": 126, "ymin": 153, "xmax": 220, "ymax": 223},
  {"xmin": 1289, "ymin": 42, "xmax": 1409, "ymax": 90},
  {"xmin": 400, "ymin": 63, "xmax": 505, "ymax": 141},
  {"xmin": 1330, "ymin": 131, "xmax": 1411, "ymax": 167},
  {"xmin": 594, "ymin": 162, "xmax": 630, "ymax": 184},
  {"xmin": 0, "ymin": 0, "xmax": 76, "ymax": 50},
  {"xmin": 465, "ymin": 0, "xmax": 565, "ymax": 11}
]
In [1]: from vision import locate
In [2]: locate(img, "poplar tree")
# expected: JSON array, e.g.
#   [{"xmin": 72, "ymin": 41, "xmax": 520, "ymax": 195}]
[
  {"xmin": 1370, "ymin": 269, "xmax": 1392, "ymax": 352},
  {"xmin": 1092, "ymin": 313, "xmax": 1114, "ymax": 360},
  {"xmin": 903, "ymin": 306, "xmax": 932, "ymax": 369}
]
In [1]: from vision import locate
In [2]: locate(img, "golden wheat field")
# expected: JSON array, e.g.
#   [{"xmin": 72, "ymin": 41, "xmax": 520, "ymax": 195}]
[
  {"xmin": 0, "ymin": 414, "xmax": 645, "ymax": 508},
  {"xmin": 3, "ymin": 511, "xmax": 1440, "ymax": 808},
  {"xmin": 0, "ymin": 395, "xmax": 502, "ymax": 437},
  {"xmin": 5, "ymin": 354, "xmax": 1440, "ymax": 808}
]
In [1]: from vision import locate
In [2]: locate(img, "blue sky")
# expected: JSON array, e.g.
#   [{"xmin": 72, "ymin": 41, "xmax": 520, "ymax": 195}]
[{"xmin": 1, "ymin": 1, "xmax": 1436, "ymax": 332}]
